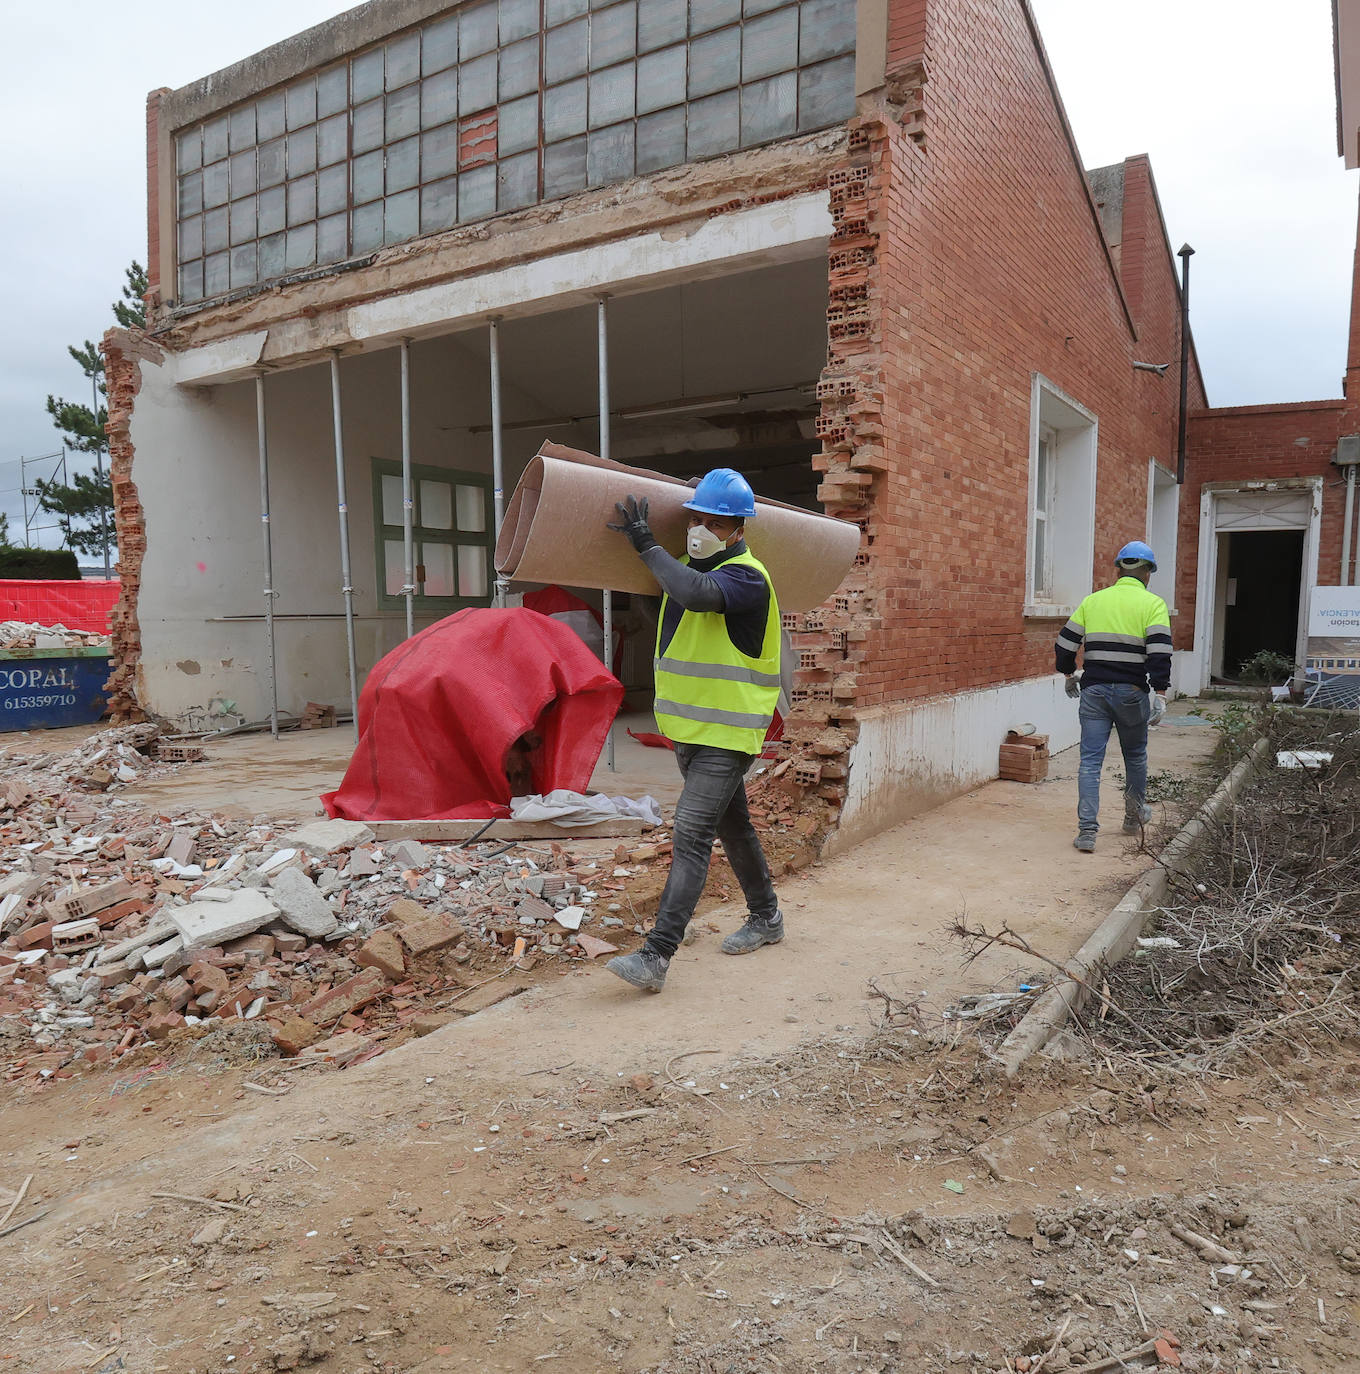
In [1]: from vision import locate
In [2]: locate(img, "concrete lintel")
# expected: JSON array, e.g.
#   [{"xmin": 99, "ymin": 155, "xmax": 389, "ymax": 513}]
[
  {"xmin": 348, "ymin": 193, "xmax": 833, "ymax": 347},
  {"xmin": 167, "ymin": 331, "xmax": 269, "ymax": 387},
  {"xmin": 164, "ymin": 193, "xmax": 831, "ymax": 385},
  {"xmin": 159, "ymin": 0, "xmax": 453, "ymax": 132}
]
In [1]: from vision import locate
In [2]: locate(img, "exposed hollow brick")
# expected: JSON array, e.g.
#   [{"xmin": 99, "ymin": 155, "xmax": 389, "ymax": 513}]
[{"xmin": 102, "ymin": 329, "xmax": 157, "ymax": 723}]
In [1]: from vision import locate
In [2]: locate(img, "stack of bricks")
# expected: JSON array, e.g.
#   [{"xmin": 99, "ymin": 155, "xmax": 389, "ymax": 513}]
[{"xmin": 101, "ymin": 330, "xmax": 152, "ymax": 724}]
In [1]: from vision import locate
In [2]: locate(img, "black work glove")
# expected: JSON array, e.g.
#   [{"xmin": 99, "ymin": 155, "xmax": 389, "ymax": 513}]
[{"xmin": 607, "ymin": 495, "xmax": 657, "ymax": 554}]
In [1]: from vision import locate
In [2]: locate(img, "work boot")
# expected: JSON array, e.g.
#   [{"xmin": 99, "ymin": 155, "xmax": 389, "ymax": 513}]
[
  {"xmin": 1122, "ymin": 804, "xmax": 1153, "ymax": 835},
  {"xmin": 1073, "ymin": 833, "xmax": 1096, "ymax": 854},
  {"xmin": 721, "ymin": 912, "xmax": 785, "ymax": 955},
  {"xmin": 606, "ymin": 949, "xmax": 669, "ymax": 992}
]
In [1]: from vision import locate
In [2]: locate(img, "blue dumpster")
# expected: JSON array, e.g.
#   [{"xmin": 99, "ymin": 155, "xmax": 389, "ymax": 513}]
[{"xmin": 0, "ymin": 647, "xmax": 110, "ymax": 732}]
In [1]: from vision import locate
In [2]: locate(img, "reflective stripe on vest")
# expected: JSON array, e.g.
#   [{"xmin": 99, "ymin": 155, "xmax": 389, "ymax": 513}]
[
  {"xmin": 653, "ymin": 655, "xmax": 783, "ymax": 688},
  {"xmin": 653, "ymin": 549, "xmax": 781, "ymax": 754}
]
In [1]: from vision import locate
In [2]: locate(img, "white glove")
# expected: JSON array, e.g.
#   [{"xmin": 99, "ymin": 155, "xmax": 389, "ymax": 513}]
[{"xmin": 1149, "ymin": 693, "xmax": 1167, "ymax": 726}]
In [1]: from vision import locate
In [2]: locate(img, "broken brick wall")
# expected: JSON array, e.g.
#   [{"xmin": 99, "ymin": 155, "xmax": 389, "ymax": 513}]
[
  {"xmin": 1177, "ymin": 401, "xmax": 1350, "ymax": 653},
  {"xmin": 769, "ymin": 0, "xmax": 1208, "ymax": 837},
  {"xmin": 101, "ymin": 329, "xmax": 156, "ymax": 723},
  {"xmin": 817, "ymin": 0, "xmax": 1192, "ymax": 710}
]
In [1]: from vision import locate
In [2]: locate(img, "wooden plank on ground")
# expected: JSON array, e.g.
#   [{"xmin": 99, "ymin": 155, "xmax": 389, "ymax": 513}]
[{"xmin": 369, "ymin": 818, "xmax": 646, "ymax": 841}]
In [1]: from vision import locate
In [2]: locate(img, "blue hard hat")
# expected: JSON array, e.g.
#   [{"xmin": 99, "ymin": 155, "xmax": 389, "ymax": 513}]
[
  {"xmin": 1115, "ymin": 540, "xmax": 1158, "ymax": 571},
  {"xmin": 682, "ymin": 467, "xmax": 757, "ymax": 519}
]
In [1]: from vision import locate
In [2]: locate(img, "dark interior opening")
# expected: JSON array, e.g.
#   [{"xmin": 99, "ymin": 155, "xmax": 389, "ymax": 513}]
[{"xmin": 1220, "ymin": 529, "xmax": 1304, "ymax": 679}]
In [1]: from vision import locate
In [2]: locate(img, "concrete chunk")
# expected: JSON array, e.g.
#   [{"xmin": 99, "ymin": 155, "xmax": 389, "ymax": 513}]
[
  {"xmin": 140, "ymin": 934, "xmax": 185, "ymax": 970},
  {"xmin": 282, "ymin": 819, "xmax": 375, "ymax": 855},
  {"xmin": 268, "ymin": 868, "xmax": 338, "ymax": 939},
  {"xmin": 167, "ymin": 889, "xmax": 280, "ymax": 948},
  {"xmin": 98, "ymin": 922, "xmax": 177, "ymax": 966},
  {"xmin": 388, "ymin": 839, "xmax": 430, "ymax": 869}
]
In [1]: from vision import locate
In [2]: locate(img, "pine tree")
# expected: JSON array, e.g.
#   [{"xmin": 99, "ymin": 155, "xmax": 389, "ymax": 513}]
[{"xmin": 38, "ymin": 262, "xmax": 145, "ymax": 565}]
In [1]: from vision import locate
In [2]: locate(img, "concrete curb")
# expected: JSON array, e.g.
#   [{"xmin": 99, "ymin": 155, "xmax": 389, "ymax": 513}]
[{"xmin": 997, "ymin": 736, "xmax": 1272, "ymax": 1078}]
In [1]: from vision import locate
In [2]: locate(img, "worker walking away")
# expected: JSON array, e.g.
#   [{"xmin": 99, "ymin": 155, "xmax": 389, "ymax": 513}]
[
  {"xmin": 603, "ymin": 468, "xmax": 785, "ymax": 993},
  {"xmin": 1055, "ymin": 541, "xmax": 1171, "ymax": 852}
]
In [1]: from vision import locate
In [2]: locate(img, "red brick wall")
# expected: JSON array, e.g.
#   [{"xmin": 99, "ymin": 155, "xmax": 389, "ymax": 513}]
[
  {"xmin": 849, "ymin": 0, "xmax": 1192, "ymax": 709},
  {"xmin": 1176, "ymin": 401, "xmax": 1349, "ymax": 651},
  {"xmin": 887, "ymin": 0, "xmax": 928, "ymax": 69}
]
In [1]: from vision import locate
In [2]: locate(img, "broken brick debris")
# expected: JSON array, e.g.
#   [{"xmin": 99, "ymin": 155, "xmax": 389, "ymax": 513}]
[{"xmin": 0, "ymin": 730, "xmax": 690, "ymax": 1082}]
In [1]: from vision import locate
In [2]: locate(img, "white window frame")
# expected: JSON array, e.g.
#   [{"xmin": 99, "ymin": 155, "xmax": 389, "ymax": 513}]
[
  {"xmin": 1031, "ymin": 423, "xmax": 1057, "ymax": 601},
  {"xmin": 1023, "ymin": 374, "xmax": 1098, "ymax": 618},
  {"xmin": 1144, "ymin": 457, "xmax": 1180, "ymax": 610}
]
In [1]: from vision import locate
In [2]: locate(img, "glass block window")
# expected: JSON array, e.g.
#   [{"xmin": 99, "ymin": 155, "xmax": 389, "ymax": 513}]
[
  {"xmin": 372, "ymin": 459, "xmax": 493, "ymax": 609},
  {"xmin": 174, "ymin": 0, "xmax": 855, "ymax": 305}
]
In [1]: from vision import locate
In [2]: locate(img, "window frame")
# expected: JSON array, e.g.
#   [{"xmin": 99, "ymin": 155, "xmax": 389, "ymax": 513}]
[
  {"xmin": 171, "ymin": 0, "xmax": 857, "ymax": 306},
  {"xmin": 1023, "ymin": 374, "xmax": 1098, "ymax": 619},
  {"xmin": 1030, "ymin": 422, "xmax": 1056, "ymax": 603},
  {"xmin": 370, "ymin": 457, "xmax": 494, "ymax": 612}
]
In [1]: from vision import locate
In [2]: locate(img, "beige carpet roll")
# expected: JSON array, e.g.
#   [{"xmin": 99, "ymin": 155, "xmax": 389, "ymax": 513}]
[{"xmin": 495, "ymin": 442, "xmax": 860, "ymax": 612}]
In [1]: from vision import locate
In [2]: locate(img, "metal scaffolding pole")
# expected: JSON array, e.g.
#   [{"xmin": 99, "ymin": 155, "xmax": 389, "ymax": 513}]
[
  {"xmin": 329, "ymin": 353, "xmax": 361, "ymax": 739},
  {"xmin": 489, "ymin": 317, "xmax": 510, "ymax": 608},
  {"xmin": 254, "ymin": 374, "xmax": 280, "ymax": 740},
  {"xmin": 399, "ymin": 339, "xmax": 416, "ymax": 639},
  {"xmin": 597, "ymin": 297, "xmax": 616, "ymax": 770}
]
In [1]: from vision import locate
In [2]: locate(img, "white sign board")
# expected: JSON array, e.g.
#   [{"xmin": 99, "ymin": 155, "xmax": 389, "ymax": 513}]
[{"xmin": 1308, "ymin": 586, "xmax": 1360, "ymax": 636}]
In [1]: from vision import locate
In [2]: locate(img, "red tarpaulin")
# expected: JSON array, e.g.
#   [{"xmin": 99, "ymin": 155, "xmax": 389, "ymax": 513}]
[
  {"xmin": 0, "ymin": 579, "xmax": 119, "ymax": 634},
  {"xmin": 321, "ymin": 607, "xmax": 623, "ymax": 822}
]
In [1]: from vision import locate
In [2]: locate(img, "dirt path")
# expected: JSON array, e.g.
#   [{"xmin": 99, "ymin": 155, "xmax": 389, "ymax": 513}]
[{"xmin": 0, "ymin": 710, "xmax": 1263, "ymax": 1374}]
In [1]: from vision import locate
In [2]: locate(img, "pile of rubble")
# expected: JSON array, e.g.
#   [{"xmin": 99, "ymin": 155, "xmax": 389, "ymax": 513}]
[
  {"xmin": 0, "ymin": 722, "xmax": 174, "ymax": 794},
  {"xmin": 0, "ymin": 620, "xmax": 109, "ymax": 651},
  {"xmin": 0, "ymin": 754, "xmax": 677, "ymax": 1081}
]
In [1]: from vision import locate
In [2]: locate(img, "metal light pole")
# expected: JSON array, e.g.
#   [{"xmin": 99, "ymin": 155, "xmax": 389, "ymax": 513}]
[{"xmin": 1175, "ymin": 243, "xmax": 1195, "ymax": 486}]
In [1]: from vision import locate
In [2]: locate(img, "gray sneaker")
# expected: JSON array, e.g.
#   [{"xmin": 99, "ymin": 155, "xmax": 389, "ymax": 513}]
[
  {"xmin": 606, "ymin": 949, "xmax": 669, "ymax": 992},
  {"xmin": 1122, "ymin": 804, "xmax": 1153, "ymax": 835},
  {"xmin": 1073, "ymin": 833, "xmax": 1096, "ymax": 853},
  {"xmin": 721, "ymin": 914, "xmax": 785, "ymax": 955}
]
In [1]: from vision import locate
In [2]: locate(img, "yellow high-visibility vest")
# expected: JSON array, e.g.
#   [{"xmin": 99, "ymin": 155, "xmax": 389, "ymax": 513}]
[{"xmin": 653, "ymin": 548, "xmax": 782, "ymax": 755}]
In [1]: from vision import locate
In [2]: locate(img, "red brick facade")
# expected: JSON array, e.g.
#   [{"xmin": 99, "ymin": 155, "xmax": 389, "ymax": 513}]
[
  {"xmin": 1174, "ymin": 192, "xmax": 1360, "ymax": 659},
  {"xmin": 1177, "ymin": 401, "xmax": 1350, "ymax": 652},
  {"xmin": 809, "ymin": 0, "xmax": 1205, "ymax": 721}
]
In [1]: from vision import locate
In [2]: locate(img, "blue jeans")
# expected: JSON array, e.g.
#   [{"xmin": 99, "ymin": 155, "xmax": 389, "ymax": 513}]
[
  {"xmin": 1077, "ymin": 683, "xmax": 1151, "ymax": 835},
  {"xmin": 646, "ymin": 743, "xmax": 780, "ymax": 959}
]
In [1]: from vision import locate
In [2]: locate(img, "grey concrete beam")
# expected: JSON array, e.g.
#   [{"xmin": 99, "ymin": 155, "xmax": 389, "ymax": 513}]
[{"xmin": 160, "ymin": 0, "xmax": 456, "ymax": 131}]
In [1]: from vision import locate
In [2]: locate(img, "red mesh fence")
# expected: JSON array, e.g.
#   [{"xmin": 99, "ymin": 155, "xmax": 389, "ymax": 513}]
[{"xmin": 0, "ymin": 580, "xmax": 119, "ymax": 634}]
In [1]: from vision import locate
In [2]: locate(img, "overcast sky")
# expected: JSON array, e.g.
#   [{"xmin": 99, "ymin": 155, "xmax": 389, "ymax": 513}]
[{"xmin": 0, "ymin": 0, "xmax": 1353, "ymax": 549}]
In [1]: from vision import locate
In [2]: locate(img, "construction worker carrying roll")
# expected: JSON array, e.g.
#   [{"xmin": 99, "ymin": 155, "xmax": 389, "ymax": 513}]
[
  {"xmin": 603, "ymin": 467, "xmax": 785, "ymax": 993},
  {"xmin": 1054, "ymin": 541, "xmax": 1172, "ymax": 853}
]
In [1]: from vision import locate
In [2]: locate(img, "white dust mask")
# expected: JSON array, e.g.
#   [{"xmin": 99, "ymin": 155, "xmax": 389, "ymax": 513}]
[{"xmin": 687, "ymin": 525, "xmax": 727, "ymax": 560}]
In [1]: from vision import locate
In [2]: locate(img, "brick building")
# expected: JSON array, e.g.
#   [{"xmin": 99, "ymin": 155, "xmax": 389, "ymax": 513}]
[
  {"xmin": 107, "ymin": 0, "xmax": 1208, "ymax": 847},
  {"xmin": 1168, "ymin": 0, "xmax": 1360, "ymax": 696}
]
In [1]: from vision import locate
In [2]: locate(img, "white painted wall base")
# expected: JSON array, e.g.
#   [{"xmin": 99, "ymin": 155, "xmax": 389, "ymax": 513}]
[{"xmin": 828, "ymin": 674, "xmax": 1079, "ymax": 855}]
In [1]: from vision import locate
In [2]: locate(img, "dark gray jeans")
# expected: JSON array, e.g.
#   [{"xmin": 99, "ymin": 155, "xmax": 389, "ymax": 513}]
[{"xmin": 646, "ymin": 743, "xmax": 780, "ymax": 960}]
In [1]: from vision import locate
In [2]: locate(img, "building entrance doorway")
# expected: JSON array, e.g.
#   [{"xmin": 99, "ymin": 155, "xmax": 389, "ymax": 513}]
[{"xmin": 1215, "ymin": 529, "xmax": 1305, "ymax": 680}]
